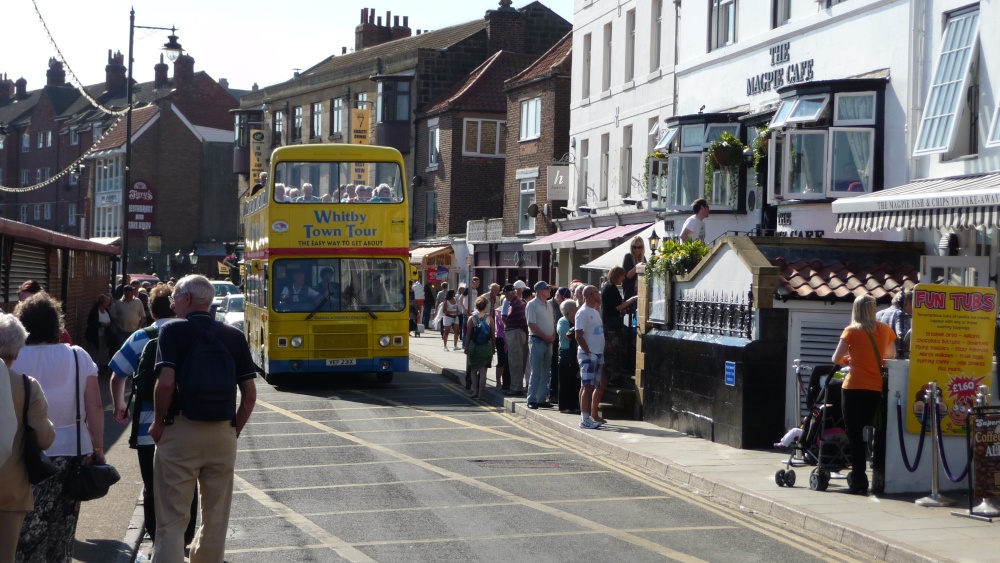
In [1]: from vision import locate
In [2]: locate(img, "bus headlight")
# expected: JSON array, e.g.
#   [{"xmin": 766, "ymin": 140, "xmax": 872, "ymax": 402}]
[
  {"xmin": 290, "ymin": 336, "xmax": 303, "ymax": 348},
  {"xmin": 379, "ymin": 335, "xmax": 390, "ymax": 347}
]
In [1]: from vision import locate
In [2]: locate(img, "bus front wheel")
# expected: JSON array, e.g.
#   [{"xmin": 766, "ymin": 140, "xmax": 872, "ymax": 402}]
[{"xmin": 376, "ymin": 373, "xmax": 394, "ymax": 384}]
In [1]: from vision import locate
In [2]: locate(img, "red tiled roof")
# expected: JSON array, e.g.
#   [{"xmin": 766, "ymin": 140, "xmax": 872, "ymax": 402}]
[
  {"xmin": 420, "ymin": 50, "xmax": 538, "ymax": 116},
  {"xmin": 771, "ymin": 258, "xmax": 920, "ymax": 302},
  {"xmin": 90, "ymin": 105, "xmax": 159, "ymax": 152},
  {"xmin": 505, "ymin": 31, "xmax": 572, "ymax": 90}
]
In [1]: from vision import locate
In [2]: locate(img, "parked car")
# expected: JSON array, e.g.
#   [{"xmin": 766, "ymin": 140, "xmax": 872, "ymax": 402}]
[
  {"xmin": 209, "ymin": 280, "xmax": 239, "ymax": 316},
  {"xmin": 215, "ymin": 294, "xmax": 245, "ymax": 331}
]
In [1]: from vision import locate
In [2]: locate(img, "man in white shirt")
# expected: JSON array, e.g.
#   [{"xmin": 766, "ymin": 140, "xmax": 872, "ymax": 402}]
[
  {"xmin": 411, "ymin": 279, "xmax": 424, "ymax": 324},
  {"xmin": 526, "ymin": 281, "xmax": 556, "ymax": 409},
  {"xmin": 679, "ymin": 198, "xmax": 710, "ymax": 243},
  {"xmin": 575, "ymin": 285, "xmax": 605, "ymax": 429}
]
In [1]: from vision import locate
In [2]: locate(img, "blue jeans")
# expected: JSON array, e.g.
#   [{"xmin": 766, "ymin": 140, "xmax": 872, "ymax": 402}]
[{"xmin": 527, "ymin": 335, "xmax": 553, "ymax": 403}]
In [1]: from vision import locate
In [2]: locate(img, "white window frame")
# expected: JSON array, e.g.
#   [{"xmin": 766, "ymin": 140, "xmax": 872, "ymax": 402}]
[
  {"xmin": 599, "ymin": 133, "xmax": 610, "ymax": 201},
  {"xmin": 46, "ymin": 131, "xmax": 52, "ymax": 147},
  {"xmin": 650, "ymin": 0, "xmax": 663, "ymax": 71},
  {"xmin": 913, "ymin": 7, "xmax": 980, "ymax": 156},
  {"xmin": 19, "ymin": 205, "xmax": 27, "ymax": 223},
  {"xmin": 654, "ymin": 126, "xmax": 677, "ymax": 152},
  {"xmin": 781, "ymin": 129, "xmax": 828, "ymax": 200},
  {"xmin": 520, "ymin": 97, "xmax": 541, "ymax": 141},
  {"xmin": 68, "ymin": 203, "xmax": 77, "ymax": 227},
  {"xmin": 709, "ymin": 0, "xmax": 737, "ymax": 51},
  {"xmin": 427, "ymin": 119, "xmax": 440, "ymax": 168},
  {"xmin": 43, "ymin": 203, "xmax": 52, "ymax": 220},
  {"xmin": 20, "ymin": 170, "xmax": 29, "ymax": 187},
  {"xmin": 703, "ymin": 123, "xmax": 741, "ymax": 147},
  {"xmin": 648, "ymin": 157, "xmax": 669, "ymax": 210},
  {"xmin": 620, "ymin": 125, "xmax": 633, "ymax": 197},
  {"xmin": 680, "ymin": 124, "xmax": 705, "ymax": 152},
  {"xmin": 769, "ymin": 100, "xmax": 794, "ymax": 129},
  {"xmin": 602, "ymin": 23, "xmax": 613, "ymax": 94},
  {"xmin": 43, "ymin": 168, "xmax": 50, "ymax": 181},
  {"xmin": 70, "ymin": 128, "xmax": 79, "ymax": 146},
  {"xmin": 518, "ymin": 178, "xmax": 537, "ymax": 233},
  {"xmin": 332, "ymin": 98, "xmax": 343, "ymax": 136},
  {"xmin": 666, "ymin": 153, "xmax": 705, "ymax": 211},
  {"xmin": 93, "ymin": 125, "xmax": 103, "ymax": 139},
  {"xmin": 582, "ymin": 33, "xmax": 592, "ymax": 100},
  {"xmin": 786, "ymin": 95, "xmax": 830, "ymax": 124},
  {"xmin": 647, "ymin": 117, "xmax": 660, "ymax": 154},
  {"xmin": 33, "ymin": 204, "xmax": 41, "ymax": 220},
  {"xmin": 311, "ymin": 102, "xmax": 322, "ymax": 139},
  {"xmin": 987, "ymin": 104, "xmax": 1000, "ymax": 148},
  {"xmin": 833, "ymin": 92, "xmax": 876, "ymax": 126},
  {"xmin": 578, "ymin": 139, "xmax": 590, "ymax": 205},
  {"xmin": 37, "ymin": 132, "xmax": 44, "ymax": 149},
  {"xmin": 828, "ymin": 127, "xmax": 875, "ymax": 197},
  {"xmin": 773, "ymin": 0, "xmax": 791, "ymax": 28},
  {"xmin": 22, "ymin": 135, "xmax": 29, "ymax": 153},
  {"xmin": 36, "ymin": 169, "xmax": 43, "ymax": 183},
  {"xmin": 709, "ymin": 166, "xmax": 738, "ymax": 208},
  {"xmin": 624, "ymin": 9, "xmax": 636, "ymax": 83},
  {"xmin": 462, "ymin": 118, "xmax": 507, "ymax": 158}
]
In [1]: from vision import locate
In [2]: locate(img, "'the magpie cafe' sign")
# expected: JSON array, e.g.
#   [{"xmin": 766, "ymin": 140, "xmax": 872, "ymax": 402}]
[{"xmin": 746, "ymin": 42, "xmax": 815, "ymax": 96}]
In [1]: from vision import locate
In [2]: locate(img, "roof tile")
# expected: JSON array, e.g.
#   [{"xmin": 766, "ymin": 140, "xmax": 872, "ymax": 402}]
[{"xmin": 772, "ymin": 258, "xmax": 920, "ymax": 302}]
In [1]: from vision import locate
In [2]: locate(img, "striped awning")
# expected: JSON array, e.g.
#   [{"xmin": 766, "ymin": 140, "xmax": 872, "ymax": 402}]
[{"xmin": 833, "ymin": 172, "xmax": 1000, "ymax": 232}]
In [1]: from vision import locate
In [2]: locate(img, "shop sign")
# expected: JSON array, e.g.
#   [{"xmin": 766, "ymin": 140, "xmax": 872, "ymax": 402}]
[
  {"xmin": 96, "ymin": 192, "xmax": 121, "ymax": 207},
  {"xmin": 908, "ymin": 284, "xmax": 997, "ymax": 435},
  {"xmin": 127, "ymin": 179, "xmax": 154, "ymax": 235},
  {"xmin": 972, "ymin": 409, "xmax": 1000, "ymax": 500},
  {"xmin": 250, "ymin": 129, "xmax": 265, "ymax": 183},
  {"xmin": 746, "ymin": 42, "xmax": 815, "ymax": 96},
  {"xmin": 547, "ymin": 165, "xmax": 569, "ymax": 200},
  {"xmin": 351, "ymin": 108, "xmax": 371, "ymax": 184}
]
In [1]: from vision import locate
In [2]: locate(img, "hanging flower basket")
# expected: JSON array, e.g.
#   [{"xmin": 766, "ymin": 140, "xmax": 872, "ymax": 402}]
[{"xmin": 704, "ymin": 131, "xmax": 747, "ymax": 199}]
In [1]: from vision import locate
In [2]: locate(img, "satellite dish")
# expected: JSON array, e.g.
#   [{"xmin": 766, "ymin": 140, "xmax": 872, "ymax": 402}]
[{"xmin": 526, "ymin": 203, "xmax": 539, "ymax": 218}]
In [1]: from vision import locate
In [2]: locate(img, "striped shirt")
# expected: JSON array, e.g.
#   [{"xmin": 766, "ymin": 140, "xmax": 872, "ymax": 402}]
[{"xmin": 110, "ymin": 318, "xmax": 177, "ymax": 446}]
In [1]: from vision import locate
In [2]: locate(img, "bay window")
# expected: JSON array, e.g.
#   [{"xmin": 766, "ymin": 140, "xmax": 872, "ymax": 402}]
[
  {"xmin": 667, "ymin": 154, "xmax": 703, "ymax": 209},
  {"xmin": 784, "ymin": 131, "xmax": 827, "ymax": 198}
]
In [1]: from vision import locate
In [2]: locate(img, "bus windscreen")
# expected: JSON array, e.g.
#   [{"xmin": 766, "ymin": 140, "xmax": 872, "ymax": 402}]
[
  {"xmin": 272, "ymin": 258, "xmax": 406, "ymax": 314},
  {"xmin": 272, "ymin": 161, "xmax": 403, "ymax": 203}
]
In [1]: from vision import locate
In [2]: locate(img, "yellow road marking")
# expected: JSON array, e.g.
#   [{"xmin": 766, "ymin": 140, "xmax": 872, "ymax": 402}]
[
  {"xmin": 235, "ymin": 470, "xmax": 612, "ymax": 494},
  {"xmin": 255, "ymin": 399, "xmax": 709, "ymax": 563},
  {"xmin": 336, "ymin": 424, "xmax": 512, "ymax": 434}
]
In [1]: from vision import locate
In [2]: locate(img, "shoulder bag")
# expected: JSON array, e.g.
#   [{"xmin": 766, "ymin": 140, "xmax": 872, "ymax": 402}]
[
  {"xmin": 66, "ymin": 349, "xmax": 121, "ymax": 501},
  {"xmin": 863, "ymin": 328, "xmax": 890, "ymax": 385},
  {"xmin": 21, "ymin": 374, "xmax": 58, "ymax": 484}
]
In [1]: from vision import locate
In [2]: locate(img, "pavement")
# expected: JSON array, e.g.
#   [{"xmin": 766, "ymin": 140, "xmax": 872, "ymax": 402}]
[{"xmin": 85, "ymin": 333, "xmax": 999, "ymax": 563}]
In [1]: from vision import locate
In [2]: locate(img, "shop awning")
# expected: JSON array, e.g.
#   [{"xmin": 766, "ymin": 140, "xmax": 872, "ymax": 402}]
[
  {"xmin": 833, "ymin": 172, "xmax": 1000, "ymax": 232},
  {"xmin": 581, "ymin": 224, "xmax": 659, "ymax": 272},
  {"xmin": 575, "ymin": 222, "xmax": 653, "ymax": 250},
  {"xmin": 409, "ymin": 245, "xmax": 451, "ymax": 265},
  {"xmin": 523, "ymin": 226, "xmax": 614, "ymax": 251}
]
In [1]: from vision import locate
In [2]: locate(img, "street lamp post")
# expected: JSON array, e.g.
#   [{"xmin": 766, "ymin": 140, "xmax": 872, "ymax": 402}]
[{"xmin": 122, "ymin": 10, "xmax": 182, "ymax": 278}]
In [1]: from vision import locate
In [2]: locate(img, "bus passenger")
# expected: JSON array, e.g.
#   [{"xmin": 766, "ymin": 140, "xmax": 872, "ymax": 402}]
[
  {"xmin": 296, "ymin": 183, "xmax": 320, "ymax": 203},
  {"xmin": 286, "ymin": 187, "xmax": 301, "ymax": 201},
  {"xmin": 280, "ymin": 270, "xmax": 318, "ymax": 310},
  {"xmin": 370, "ymin": 184, "xmax": 394, "ymax": 202},
  {"xmin": 274, "ymin": 183, "xmax": 287, "ymax": 202}
]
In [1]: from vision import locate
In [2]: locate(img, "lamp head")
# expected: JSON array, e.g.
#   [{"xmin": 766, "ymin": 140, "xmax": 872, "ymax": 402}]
[
  {"xmin": 162, "ymin": 30, "xmax": 184, "ymax": 62},
  {"xmin": 648, "ymin": 232, "xmax": 661, "ymax": 252}
]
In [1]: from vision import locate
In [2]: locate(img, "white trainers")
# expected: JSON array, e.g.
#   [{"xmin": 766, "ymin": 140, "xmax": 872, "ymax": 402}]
[
  {"xmin": 444, "ymin": 345, "xmax": 449, "ymax": 351},
  {"xmin": 579, "ymin": 418, "xmax": 601, "ymax": 429}
]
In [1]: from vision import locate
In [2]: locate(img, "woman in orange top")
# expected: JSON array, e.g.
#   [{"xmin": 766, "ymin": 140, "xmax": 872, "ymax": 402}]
[{"xmin": 832, "ymin": 294, "xmax": 896, "ymax": 495}]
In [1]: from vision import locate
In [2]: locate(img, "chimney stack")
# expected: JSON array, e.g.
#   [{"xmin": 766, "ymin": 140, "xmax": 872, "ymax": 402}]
[
  {"xmin": 391, "ymin": 14, "xmax": 412, "ymax": 40},
  {"xmin": 0, "ymin": 74, "xmax": 14, "ymax": 102},
  {"xmin": 46, "ymin": 57, "xmax": 66, "ymax": 87},
  {"xmin": 15, "ymin": 77, "xmax": 27, "ymax": 99},
  {"xmin": 172, "ymin": 53, "xmax": 195, "ymax": 91},
  {"xmin": 154, "ymin": 54, "xmax": 169, "ymax": 88},
  {"xmin": 105, "ymin": 50, "xmax": 127, "ymax": 94}
]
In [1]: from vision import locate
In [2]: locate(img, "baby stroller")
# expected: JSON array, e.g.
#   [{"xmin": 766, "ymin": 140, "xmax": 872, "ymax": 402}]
[{"xmin": 775, "ymin": 362, "xmax": 851, "ymax": 490}]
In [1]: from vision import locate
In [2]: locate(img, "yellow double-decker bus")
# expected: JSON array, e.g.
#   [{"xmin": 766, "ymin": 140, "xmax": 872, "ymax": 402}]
[{"xmin": 243, "ymin": 144, "xmax": 409, "ymax": 383}]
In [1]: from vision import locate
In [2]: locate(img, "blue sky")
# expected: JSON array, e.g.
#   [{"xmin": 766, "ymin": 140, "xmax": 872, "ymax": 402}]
[{"xmin": 7, "ymin": 0, "xmax": 574, "ymax": 93}]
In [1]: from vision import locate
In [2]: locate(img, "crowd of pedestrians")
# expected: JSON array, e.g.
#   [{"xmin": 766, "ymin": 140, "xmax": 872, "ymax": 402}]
[{"xmin": 0, "ymin": 274, "xmax": 255, "ymax": 562}]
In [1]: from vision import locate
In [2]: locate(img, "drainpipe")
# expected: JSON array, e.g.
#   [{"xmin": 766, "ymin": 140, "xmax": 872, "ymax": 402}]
[
  {"xmin": 904, "ymin": 0, "xmax": 926, "ymax": 244},
  {"xmin": 672, "ymin": 0, "xmax": 681, "ymax": 116}
]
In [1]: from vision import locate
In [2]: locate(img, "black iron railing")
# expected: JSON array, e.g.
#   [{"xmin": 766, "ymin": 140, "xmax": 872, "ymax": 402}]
[{"xmin": 673, "ymin": 288, "xmax": 753, "ymax": 339}]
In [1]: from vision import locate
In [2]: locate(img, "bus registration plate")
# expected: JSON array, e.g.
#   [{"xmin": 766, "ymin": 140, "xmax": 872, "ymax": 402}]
[{"xmin": 326, "ymin": 359, "xmax": 357, "ymax": 366}]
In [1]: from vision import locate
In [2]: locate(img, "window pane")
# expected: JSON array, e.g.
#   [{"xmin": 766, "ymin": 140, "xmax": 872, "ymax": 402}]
[
  {"xmin": 788, "ymin": 95, "xmax": 829, "ymax": 122},
  {"xmin": 465, "ymin": 121, "xmax": 480, "ymax": 153},
  {"xmin": 710, "ymin": 168, "xmax": 737, "ymax": 207},
  {"xmin": 914, "ymin": 9, "xmax": 980, "ymax": 155},
  {"xmin": 770, "ymin": 101, "xmax": 793, "ymax": 128},
  {"xmin": 654, "ymin": 127, "xmax": 676, "ymax": 151},
  {"xmin": 830, "ymin": 129, "xmax": 873, "ymax": 192},
  {"xmin": 835, "ymin": 93, "xmax": 875, "ymax": 124},
  {"xmin": 703, "ymin": 124, "xmax": 739, "ymax": 145},
  {"xmin": 481, "ymin": 121, "xmax": 498, "ymax": 154},
  {"xmin": 680, "ymin": 125, "xmax": 704, "ymax": 152},
  {"xmin": 498, "ymin": 122, "xmax": 508, "ymax": 154},
  {"xmin": 669, "ymin": 154, "xmax": 701, "ymax": 208},
  {"xmin": 787, "ymin": 133, "xmax": 826, "ymax": 195}
]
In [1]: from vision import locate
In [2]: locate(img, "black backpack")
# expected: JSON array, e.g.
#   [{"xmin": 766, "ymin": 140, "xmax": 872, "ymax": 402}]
[
  {"xmin": 172, "ymin": 320, "xmax": 237, "ymax": 423},
  {"xmin": 126, "ymin": 327, "xmax": 159, "ymax": 448}
]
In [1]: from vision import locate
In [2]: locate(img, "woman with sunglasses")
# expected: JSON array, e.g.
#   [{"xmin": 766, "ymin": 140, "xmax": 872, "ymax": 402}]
[{"xmin": 622, "ymin": 236, "xmax": 645, "ymax": 312}]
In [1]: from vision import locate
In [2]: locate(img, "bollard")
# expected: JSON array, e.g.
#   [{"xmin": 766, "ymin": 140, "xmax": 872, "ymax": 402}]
[
  {"xmin": 971, "ymin": 385, "xmax": 1000, "ymax": 517},
  {"xmin": 916, "ymin": 381, "xmax": 956, "ymax": 507}
]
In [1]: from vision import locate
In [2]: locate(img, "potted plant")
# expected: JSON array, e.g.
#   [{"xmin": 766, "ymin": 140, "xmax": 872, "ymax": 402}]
[
  {"xmin": 704, "ymin": 131, "xmax": 746, "ymax": 201},
  {"xmin": 752, "ymin": 126, "xmax": 771, "ymax": 178}
]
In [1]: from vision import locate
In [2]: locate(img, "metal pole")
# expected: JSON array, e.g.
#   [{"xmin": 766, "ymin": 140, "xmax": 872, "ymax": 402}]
[
  {"xmin": 122, "ymin": 9, "xmax": 135, "ymax": 279},
  {"xmin": 916, "ymin": 381, "xmax": 955, "ymax": 507}
]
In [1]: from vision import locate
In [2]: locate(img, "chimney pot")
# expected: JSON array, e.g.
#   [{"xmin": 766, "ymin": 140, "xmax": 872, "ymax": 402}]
[
  {"xmin": 342, "ymin": 46, "xmax": 347, "ymax": 55},
  {"xmin": 403, "ymin": 16, "xmax": 409, "ymax": 27},
  {"xmin": 394, "ymin": 15, "xmax": 399, "ymax": 27},
  {"xmin": 361, "ymin": 8, "xmax": 368, "ymax": 24},
  {"xmin": 377, "ymin": 16, "xmax": 382, "ymax": 26},
  {"xmin": 369, "ymin": 8, "xmax": 375, "ymax": 24},
  {"xmin": 386, "ymin": 11, "xmax": 391, "ymax": 27}
]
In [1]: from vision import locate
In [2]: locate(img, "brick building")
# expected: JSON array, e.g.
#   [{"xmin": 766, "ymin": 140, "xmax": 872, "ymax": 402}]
[
  {"xmin": 0, "ymin": 52, "xmax": 240, "ymax": 278},
  {"xmin": 235, "ymin": 1, "xmax": 571, "ymax": 280}
]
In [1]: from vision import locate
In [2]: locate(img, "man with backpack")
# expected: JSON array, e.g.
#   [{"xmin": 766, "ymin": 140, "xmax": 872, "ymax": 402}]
[
  {"xmin": 147, "ymin": 275, "xmax": 256, "ymax": 563},
  {"xmin": 109, "ymin": 285, "xmax": 198, "ymax": 548}
]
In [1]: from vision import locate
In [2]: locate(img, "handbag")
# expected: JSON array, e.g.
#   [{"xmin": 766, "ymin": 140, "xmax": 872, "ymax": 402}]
[
  {"xmin": 65, "ymin": 349, "xmax": 121, "ymax": 501},
  {"xmin": 21, "ymin": 374, "xmax": 58, "ymax": 484}
]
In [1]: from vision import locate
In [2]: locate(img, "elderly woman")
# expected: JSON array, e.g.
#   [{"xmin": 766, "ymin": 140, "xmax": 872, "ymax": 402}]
[
  {"xmin": 556, "ymin": 298, "xmax": 581, "ymax": 414},
  {"xmin": 12, "ymin": 293, "xmax": 103, "ymax": 562},
  {"xmin": 832, "ymin": 294, "xmax": 896, "ymax": 495},
  {"xmin": 0, "ymin": 314, "xmax": 56, "ymax": 561}
]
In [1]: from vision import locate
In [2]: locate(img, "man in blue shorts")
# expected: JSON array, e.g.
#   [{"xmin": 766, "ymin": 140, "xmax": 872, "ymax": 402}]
[{"xmin": 574, "ymin": 285, "xmax": 605, "ymax": 429}]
